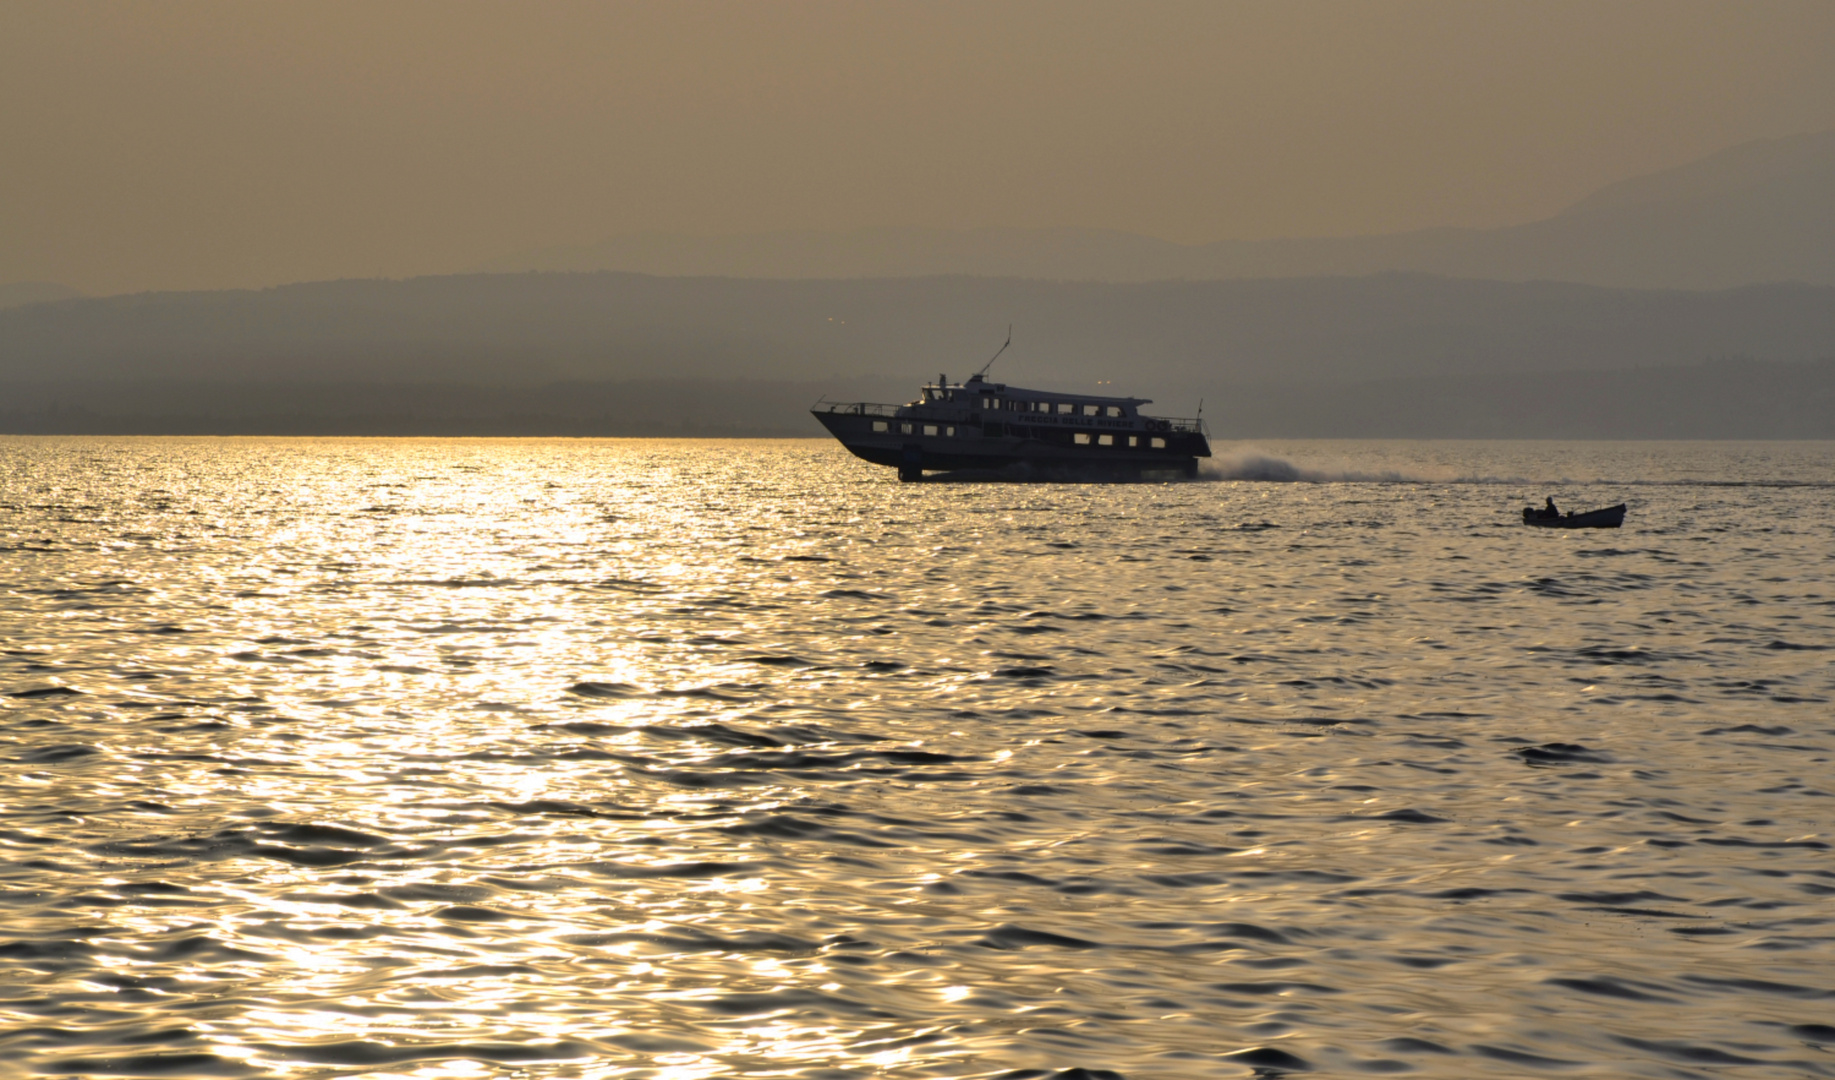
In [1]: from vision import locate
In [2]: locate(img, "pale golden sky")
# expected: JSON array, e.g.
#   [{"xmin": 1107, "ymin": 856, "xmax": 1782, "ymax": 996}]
[{"xmin": 5, "ymin": 0, "xmax": 1833, "ymax": 295}]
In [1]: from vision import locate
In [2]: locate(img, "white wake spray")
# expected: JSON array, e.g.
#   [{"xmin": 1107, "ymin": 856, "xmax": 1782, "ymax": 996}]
[{"xmin": 1199, "ymin": 449, "xmax": 1432, "ymax": 484}]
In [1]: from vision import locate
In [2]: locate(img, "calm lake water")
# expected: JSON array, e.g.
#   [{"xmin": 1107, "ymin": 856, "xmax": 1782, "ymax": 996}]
[{"xmin": 3, "ymin": 436, "xmax": 1832, "ymax": 1079}]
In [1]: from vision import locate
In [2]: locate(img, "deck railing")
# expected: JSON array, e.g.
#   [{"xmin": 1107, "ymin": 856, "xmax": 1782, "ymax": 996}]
[
  {"xmin": 1154, "ymin": 417, "xmax": 1208, "ymax": 436},
  {"xmin": 814, "ymin": 400, "xmax": 903, "ymax": 418}
]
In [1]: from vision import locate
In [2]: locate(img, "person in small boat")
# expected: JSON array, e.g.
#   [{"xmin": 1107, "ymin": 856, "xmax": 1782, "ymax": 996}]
[{"xmin": 1543, "ymin": 497, "xmax": 1559, "ymax": 519}]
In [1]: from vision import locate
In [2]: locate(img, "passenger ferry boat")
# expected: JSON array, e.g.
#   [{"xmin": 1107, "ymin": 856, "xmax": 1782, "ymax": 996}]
[{"xmin": 813, "ymin": 370, "xmax": 1211, "ymax": 481}]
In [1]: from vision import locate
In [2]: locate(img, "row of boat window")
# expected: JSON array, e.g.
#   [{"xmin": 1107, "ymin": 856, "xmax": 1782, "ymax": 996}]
[
  {"xmin": 877, "ymin": 421, "xmax": 958, "ymax": 437},
  {"xmin": 1073, "ymin": 432, "xmax": 1167, "ymax": 448},
  {"xmin": 875, "ymin": 419, "xmax": 1166, "ymax": 448},
  {"xmin": 982, "ymin": 398, "xmax": 1126, "ymax": 417}
]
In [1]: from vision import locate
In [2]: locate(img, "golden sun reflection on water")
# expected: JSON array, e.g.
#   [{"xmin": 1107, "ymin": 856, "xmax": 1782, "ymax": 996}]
[{"xmin": 2, "ymin": 438, "xmax": 1834, "ymax": 1076}]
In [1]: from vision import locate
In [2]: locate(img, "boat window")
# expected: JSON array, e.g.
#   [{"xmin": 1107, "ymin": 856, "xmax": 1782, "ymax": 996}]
[
  {"xmin": 946, "ymin": 426, "xmax": 956, "ymax": 437},
  {"xmin": 1082, "ymin": 404, "xmax": 1099, "ymax": 416},
  {"xmin": 1107, "ymin": 406, "xmax": 1124, "ymax": 417},
  {"xmin": 901, "ymin": 422, "xmax": 914, "ymax": 435},
  {"xmin": 1151, "ymin": 437, "xmax": 1166, "ymax": 449},
  {"xmin": 1057, "ymin": 402, "xmax": 1074, "ymax": 414},
  {"xmin": 873, "ymin": 421, "xmax": 888, "ymax": 433},
  {"xmin": 1128, "ymin": 435, "xmax": 1138, "ymax": 447},
  {"xmin": 923, "ymin": 424, "xmax": 939, "ymax": 436},
  {"xmin": 1098, "ymin": 434, "xmax": 1113, "ymax": 446},
  {"xmin": 1074, "ymin": 432, "xmax": 1091, "ymax": 445}
]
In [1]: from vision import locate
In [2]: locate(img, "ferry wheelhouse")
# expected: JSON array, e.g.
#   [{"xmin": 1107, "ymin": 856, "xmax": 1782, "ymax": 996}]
[{"xmin": 813, "ymin": 371, "xmax": 1210, "ymax": 481}]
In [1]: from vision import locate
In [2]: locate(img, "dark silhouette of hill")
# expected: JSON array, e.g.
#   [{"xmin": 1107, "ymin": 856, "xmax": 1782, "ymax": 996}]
[
  {"xmin": 478, "ymin": 131, "xmax": 1835, "ymax": 290},
  {"xmin": 1221, "ymin": 357, "xmax": 1835, "ymax": 439},
  {"xmin": 5, "ymin": 363, "xmax": 1830, "ymax": 439},
  {"xmin": 4, "ymin": 271, "xmax": 1832, "ymax": 389},
  {"xmin": 0, "ymin": 378, "xmax": 907, "ymax": 438},
  {"xmin": 2, "ymin": 269, "xmax": 1832, "ymax": 437}
]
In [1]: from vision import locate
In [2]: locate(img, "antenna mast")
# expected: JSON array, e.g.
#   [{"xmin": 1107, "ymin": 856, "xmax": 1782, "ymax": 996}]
[{"xmin": 975, "ymin": 324, "xmax": 1013, "ymax": 379}]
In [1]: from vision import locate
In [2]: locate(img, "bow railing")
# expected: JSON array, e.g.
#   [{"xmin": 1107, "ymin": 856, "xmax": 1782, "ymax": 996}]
[
  {"xmin": 1145, "ymin": 416, "xmax": 1208, "ymax": 436},
  {"xmin": 813, "ymin": 400, "xmax": 902, "ymax": 418}
]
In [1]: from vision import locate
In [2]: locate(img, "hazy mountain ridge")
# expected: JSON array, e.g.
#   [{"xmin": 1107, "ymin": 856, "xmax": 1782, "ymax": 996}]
[
  {"xmin": 1558, "ymin": 129, "xmax": 1835, "ymax": 217},
  {"xmin": 4, "ymin": 271, "xmax": 1831, "ymax": 391},
  {"xmin": 6, "ymin": 360, "xmax": 1830, "ymax": 439},
  {"xmin": 1225, "ymin": 356, "xmax": 1835, "ymax": 439},
  {"xmin": 0, "ymin": 377, "xmax": 906, "ymax": 438},
  {"xmin": 0, "ymin": 282, "xmax": 83, "ymax": 310},
  {"xmin": 479, "ymin": 131, "xmax": 1835, "ymax": 290},
  {"xmin": 4, "ymin": 269, "xmax": 1831, "ymax": 438}
]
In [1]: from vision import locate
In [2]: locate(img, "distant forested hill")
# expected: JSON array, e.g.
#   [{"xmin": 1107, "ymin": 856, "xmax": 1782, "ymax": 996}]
[
  {"xmin": 2, "ymin": 270, "xmax": 1831, "ymax": 437},
  {"xmin": 4, "ymin": 271, "xmax": 1832, "ymax": 386}
]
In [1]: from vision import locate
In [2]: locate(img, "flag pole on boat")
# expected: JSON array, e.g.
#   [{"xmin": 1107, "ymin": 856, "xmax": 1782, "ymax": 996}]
[{"xmin": 975, "ymin": 325, "xmax": 1013, "ymax": 379}]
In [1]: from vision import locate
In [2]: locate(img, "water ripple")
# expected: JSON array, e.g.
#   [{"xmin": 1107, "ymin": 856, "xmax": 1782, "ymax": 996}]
[{"xmin": 1, "ymin": 436, "xmax": 1832, "ymax": 1078}]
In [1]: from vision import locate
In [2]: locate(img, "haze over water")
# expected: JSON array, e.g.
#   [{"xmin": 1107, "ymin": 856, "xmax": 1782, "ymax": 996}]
[{"xmin": 3, "ymin": 436, "xmax": 1833, "ymax": 1078}]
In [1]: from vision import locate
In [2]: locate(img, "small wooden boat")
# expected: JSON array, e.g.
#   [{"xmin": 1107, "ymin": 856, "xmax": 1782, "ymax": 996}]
[{"xmin": 1522, "ymin": 503, "xmax": 1627, "ymax": 529}]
